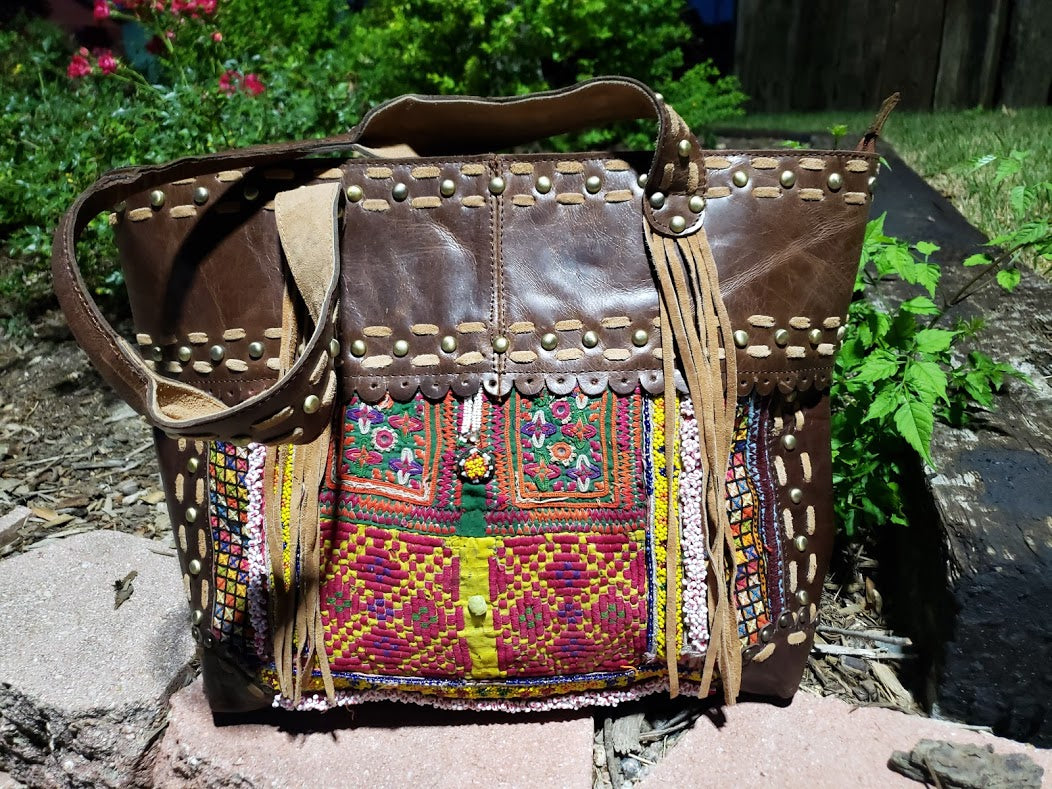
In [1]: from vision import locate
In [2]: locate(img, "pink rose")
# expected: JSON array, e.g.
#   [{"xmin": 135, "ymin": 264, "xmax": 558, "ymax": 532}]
[
  {"xmin": 67, "ymin": 50, "xmax": 93, "ymax": 79},
  {"xmin": 97, "ymin": 50, "xmax": 118, "ymax": 75},
  {"xmin": 243, "ymin": 73, "xmax": 265, "ymax": 96},
  {"xmin": 93, "ymin": 1, "xmax": 111, "ymax": 21}
]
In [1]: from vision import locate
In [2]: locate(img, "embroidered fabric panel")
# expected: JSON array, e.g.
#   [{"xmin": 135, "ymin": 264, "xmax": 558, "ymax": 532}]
[
  {"xmin": 242, "ymin": 388, "xmax": 779, "ymax": 698},
  {"xmin": 727, "ymin": 396, "xmax": 781, "ymax": 643},
  {"xmin": 490, "ymin": 532, "xmax": 649, "ymax": 676},
  {"xmin": 207, "ymin": 442, "xmax": 253, "ymax": 652}
]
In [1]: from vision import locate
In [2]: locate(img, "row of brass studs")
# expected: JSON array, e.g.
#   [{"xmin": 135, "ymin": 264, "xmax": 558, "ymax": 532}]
[
  {"xmin": 143, "ymin": 341, "xmax": 268, "ymax": 364},
  {"xmin": 732, "ymin": 325, "xmax": 845, "ymax": 349},
  {"xmin": 182, "ymin": 451, "xmax": 214, "ymax": 648},
  {"xmin": 731, "ymin": 169, "xmax": 876, "ymax": 193},
  {"xmin": 347, "ymin": 171, "xmax": 641, "ymax": 205},
  {"xmin": 348, "ymin": 328, "xmax": 650, "ymax": 358}
]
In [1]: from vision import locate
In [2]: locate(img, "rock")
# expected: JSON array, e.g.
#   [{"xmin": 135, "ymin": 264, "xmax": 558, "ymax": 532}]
[
  {"xmin": 0, "ymin": 531, "xmax": 195, "ymax": 787},
  {"xmin": 873, "ymin": 146, "xmax": 1052, "ymax": 745},
  {"xmin": 888, "ymin": 738, "xmax": 1044, "ymax": 788},
  {"xmin": 152, "ymin": 679, "xmax": 594, "ymax": 788},
  {"xmin": 0, "ymin": 507, "xmax": 30, "ymax": 550},
  {"xmin": 639, "ymin": 691, "xmax": 1052, "ymax": 788}
]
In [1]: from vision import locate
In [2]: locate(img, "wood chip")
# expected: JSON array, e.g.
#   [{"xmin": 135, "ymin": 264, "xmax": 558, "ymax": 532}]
[{"xmin": 114, "ymin": 570, "xmax": 138, "ymax": 610}]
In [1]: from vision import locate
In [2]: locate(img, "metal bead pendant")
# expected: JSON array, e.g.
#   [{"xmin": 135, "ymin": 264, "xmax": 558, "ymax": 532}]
[{"xmin": 457, "ymin": 446, "xmax": 494, "ymax": 484}]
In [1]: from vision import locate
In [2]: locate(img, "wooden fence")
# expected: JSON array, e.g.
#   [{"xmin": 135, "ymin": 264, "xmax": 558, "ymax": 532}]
[{"xmin": 732, "ymin": 0, "xmax": 1052, "ymax": 111}]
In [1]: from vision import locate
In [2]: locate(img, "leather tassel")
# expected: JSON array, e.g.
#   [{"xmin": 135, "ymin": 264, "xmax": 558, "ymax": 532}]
[{"xmin": 644, "ymin": 220, "xmax": 741, "ymax": 705}]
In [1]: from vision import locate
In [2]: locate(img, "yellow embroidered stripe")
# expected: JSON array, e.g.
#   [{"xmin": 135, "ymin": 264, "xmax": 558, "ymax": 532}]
[{"xmin": 453, "ymin": 536, "xmax": 504, "ymax": 679}]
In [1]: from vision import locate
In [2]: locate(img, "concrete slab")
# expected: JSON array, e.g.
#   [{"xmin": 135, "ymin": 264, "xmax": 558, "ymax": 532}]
[
  {"xmin": 0, "ymin": 531, "xmax": 194, "ymax": 787},
  {"xmin": 152, "ymin": 678, "xmax": 595, "ymax": 788},
  {"xmin": 640, "ymin": 691, "xmax": 1052, "ymax": 788}
]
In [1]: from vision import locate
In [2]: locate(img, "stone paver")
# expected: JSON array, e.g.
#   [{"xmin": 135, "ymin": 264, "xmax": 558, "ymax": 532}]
[
  {"xmin": 0, "ymin": 531, "xmax": 194, "ymax": 787},
  {"xmin": 152, "ymin": 678, "xmax": 594, "ymax": 788},
  {"xmin": 640, "ymin": 691, "xmax": 1052, "ymax": 788}
]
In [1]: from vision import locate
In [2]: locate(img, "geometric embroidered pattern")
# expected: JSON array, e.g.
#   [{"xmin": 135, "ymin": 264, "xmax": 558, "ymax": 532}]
[
  {"xmin": 208, "ymin": 441, "xmax": 252, "ymax": 647},
  {"xmin": 490, "ymin": 531, "xmax": 649, "ymax": 676},
  {"xmin": 320, "ymin": 523, "xmax": 467, "ymax": 677}
]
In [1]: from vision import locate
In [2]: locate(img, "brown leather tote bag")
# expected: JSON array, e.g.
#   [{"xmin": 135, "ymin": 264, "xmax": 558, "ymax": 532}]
[{"xmin": 53, "ymin": 77, "xmax": 895, "ymax": 713}]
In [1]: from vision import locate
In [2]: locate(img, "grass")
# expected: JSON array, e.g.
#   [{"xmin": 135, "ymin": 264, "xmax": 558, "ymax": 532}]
[{"xmin": 713, "ymin": 107, "xmax": 1052, "ymax": 268}]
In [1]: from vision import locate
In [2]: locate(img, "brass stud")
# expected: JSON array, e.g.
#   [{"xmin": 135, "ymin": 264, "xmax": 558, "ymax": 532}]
[
  {"xmin": 185, "ymin": 507, "xmax": 198, "ymax": 523},
  {"xmin": 779, "ymin": 170, "xmax": 797, "ymax": 189},
  {"xmin": 186, "ymin": 457, "xmax": 200, "ymax": 474},
  {"xmin": 191, "ymin": 626, "xmax": 202, "ymax": 643},
  {"xmin": 303, "ymin": 394, "xmax": 321, "ymax": 414},
  {"xmin": 201, "ymin": 631, "xmax": 215, "ymax": 648},
  {"xmin": 732, "ymin": 171, "xmax": 749, "ymax": 188},
  {"xmin": 733, "ymin": 329, "xmax": 749, "ymax": 348},
  {"xmin": 837, "ymin": 326, "xmax": 846, "ymax": 341},
  {"xmin": 760, "ymin": 624, "xmax": 775, "ymax": 643},
  {"xmin": 648, "ymin": 191, "xmax": 666, "ymax": 209},
  {"xmin": 781, "ymin": 434, "xmax": 798, "ymax": 451},
  {"xmin": 346, "ymin": 184, "xmax": 363, "ymax": 202},
  {"xmin": 688, "ymin": 195, "xmax": 706, "ymax": 213},
  {"xmin": 176, "ymin": 346, "xmax": 193, "ymax": 362},
  {"xmin": 149, "ymin": 190, "xmax": 165, "ymax": 209},
  {"xmin": 779, "ymin": 612, "xmax": 795, "ymax": 628},
  {"xmin": 492, "ymin": 335, "xmax": 509, "ymax": 354},
  {"xmin": 192, "ymin": 609, "xmax": 204, "ymax": 625},
  {"xmin": 440, "ymin": 179, "xmax": 456, "ymax": 197},
  {"xmin": 350, "ymin": 339, "xmax": 367, "ymax": 358},
  {"xmin": 540, "ymin": 333, "xmax": 558, "ymax": 351},
  {"xmin": 581, "ymin": 330, "xmax": 599, "ymax": 349},
  {"xmin": 654, "ymin": 92, "xmax": 664, "ymax": 102},
  {"xmin": 243, "ymin": 186, "xmax": 259, "ymax": 201},
  {"xmin": 208, "ymin": 345, "xmax": 225, "ymax": 362},
  {"xmin": 796, "ymin": 590, "xmax": 810, "ymax": 606},
  {"xmin": 774, "ymin": 329, "xmax": 789, "ymax": 346},
  {"xmin": 585, "ymin": 175, "xmax": 602, "ymax": 194},
  {"xmin": 393, "ymin": 339, "xmax": 409, "ymax": 357},
  {"xmin": 827, "ymin": 172, "xmax": 843, "ymax": 191},
  {"xmin": 392, "ymin": 183, "xmax": 408, "ymax": 201},
  {"xmin": 798, "ymin": 605, "xmax": 811, "ymax": 624},
  {"xmin": 632, "ymin": 329, "xmax": 649, "ymax": 347},
  {"xmin": 440, "ymin": 335, "xmax": 457, "ymax": 354},
  {"xmin": 669, "ymin": 215, "xmax": 687, "ymax": 233},
  {"xmin": 149, "ymin": 345, "xmax": 163, "ymax": 361},
  {"xmin": 808, "ymin": 328, "xmax": 823, "ymax": 345},
  {"xmin": 329, "ymin": 338, "xmax": 341, "ymax": 358},
  {"xmin": 789, "ymin": 487, "xmax": 803, "ymax": 504},
  {"xmin": 637, "ymin": 173, "xmax": 649, "ymax": 188},
  {"xmin": 536, "ymin": 175, "xmax": 552, "ymax": 194},
  {"xmin": 793, "ymin": 535, "xmax": 809, "ymax": 552},
  {"xmin": 489, "ymin": 176, "xmax": 506, "ymax": 196},
  {"xmin": 192, "ymin": 186, "xmax": 209, "ymax": 205},
  {"xmin": 677, "ymin": 139, "xmax": 692, "ymax": 158},
  {"xmin": 188, "ymin": 559, "xmax": 202, "ymax": 575},
  {"xmin": 247, "ymin": 341, "xmax": 264, "ymax": 360},
  {"xmin": 868, "ymin": 175, "xmax": 877, "ymax": 191}
]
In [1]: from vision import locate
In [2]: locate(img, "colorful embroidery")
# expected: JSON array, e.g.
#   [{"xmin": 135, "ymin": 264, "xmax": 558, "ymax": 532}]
[
  {"xmin": 490, "ymin": 531, "xmax": 649, "ymax": 675},
  {"xmin": 727, "ymin": 396, "xmax": 779, "ymax": 643},
  {"xmin": 239, "ymin": 388, "xmax": 779, "ymax": 701},
  {"xmin": 208, "ymin": 442, "xmax": 253, "ymax": 652}
]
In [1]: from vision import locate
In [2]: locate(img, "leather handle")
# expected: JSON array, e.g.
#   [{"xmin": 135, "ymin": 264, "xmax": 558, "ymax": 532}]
[
  {"xmin": 52, "ymin": 180, "xmax": 343, "ymax": 444},
  {"xmin": 354, "ymin": 76, "xmax": 707, "ymax": 235}
]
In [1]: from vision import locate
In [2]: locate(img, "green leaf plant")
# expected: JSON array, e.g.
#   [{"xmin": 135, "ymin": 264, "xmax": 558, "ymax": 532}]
[{"xmin": 831, "ymin": 212, "xmax": 1035, "ymax": 538}]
